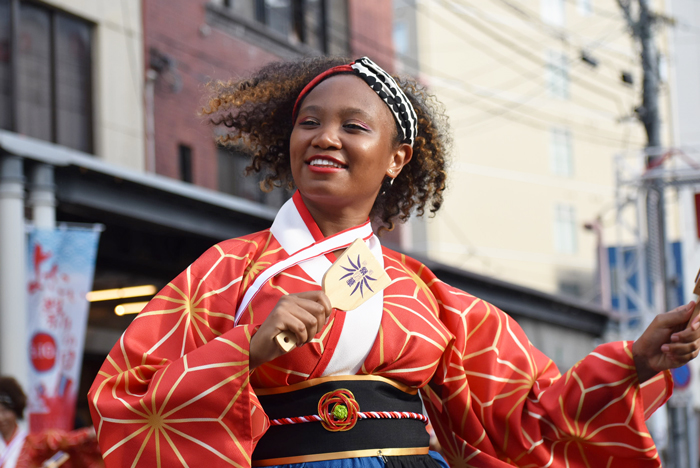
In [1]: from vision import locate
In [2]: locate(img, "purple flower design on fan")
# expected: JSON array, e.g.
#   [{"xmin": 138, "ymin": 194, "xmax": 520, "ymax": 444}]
[{"xmin": 339, "ymin": 254, "xmax": 377, "ymax": 298}]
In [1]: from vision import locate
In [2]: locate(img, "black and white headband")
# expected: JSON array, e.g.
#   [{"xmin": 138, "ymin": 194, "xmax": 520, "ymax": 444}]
[{"xmin": 292, "ymin": 57, "xmax": 418, "ymax": 147}]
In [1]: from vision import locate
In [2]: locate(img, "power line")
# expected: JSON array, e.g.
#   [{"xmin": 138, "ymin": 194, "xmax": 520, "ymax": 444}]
[
  {"xmin": 408, "ymin": 5, "xmax": 642, "ymax": 138},
  {"xmin": 417, "ymin": 0, "xmax": 571, "ymax": 90},
  {"xmin": 414, "ymin": 2, "xmax": 622, "ymax": 116},
  {"xmin": 485, "ymin": 0, "xmax": 636, "ymax": 67},
  {"xmin": 416, "ymin": 66, "xmax": 642, "ymax": 146},
  {"xmin": 451, "ymin": 88, "xmax": 548, "ymax": 130},
  {"xmin": 434, "ymin": 0, "xmax": 630, "ymax": 108}
]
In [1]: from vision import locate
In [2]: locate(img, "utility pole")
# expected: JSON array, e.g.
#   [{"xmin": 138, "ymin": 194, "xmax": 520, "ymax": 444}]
[{"xmin": 616, "ymin": 1, "xmax": 690, "ymax": 467}]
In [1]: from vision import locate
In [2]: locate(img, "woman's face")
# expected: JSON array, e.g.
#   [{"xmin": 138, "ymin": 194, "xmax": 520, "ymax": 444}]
[
  {"xmin": 0, "ymin": 402, "xmax": 17, "ymax": 440},
  {"xmin": 290, "ymin": 74, "xmax": 411, "ymax": 215}
]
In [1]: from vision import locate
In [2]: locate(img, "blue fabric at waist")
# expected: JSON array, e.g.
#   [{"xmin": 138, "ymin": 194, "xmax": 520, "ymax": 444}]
[{"xmin": 267, "ymin": 451, "xmax": 450, "ymax": 468}]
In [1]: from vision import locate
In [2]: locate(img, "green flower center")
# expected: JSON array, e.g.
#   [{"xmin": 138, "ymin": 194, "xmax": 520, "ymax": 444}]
[{"xmin": 333, "ymin": 404, "xmax": 348, "ymax": 420}]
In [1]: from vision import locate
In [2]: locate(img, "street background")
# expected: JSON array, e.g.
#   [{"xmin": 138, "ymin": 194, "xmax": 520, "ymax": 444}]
[{"xmin": 1, "ymin": 0, "xmax": 700, "ymax": 466}]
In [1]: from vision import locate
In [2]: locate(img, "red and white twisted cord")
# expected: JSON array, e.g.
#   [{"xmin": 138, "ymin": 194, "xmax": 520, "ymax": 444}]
[{"xmin": 269, "ymin": 411, "xmax": 428, "ymax": 426}]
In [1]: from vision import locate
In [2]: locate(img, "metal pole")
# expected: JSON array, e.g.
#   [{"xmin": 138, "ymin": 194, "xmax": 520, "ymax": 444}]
[
  {"xmin": 28, "ymin": 163, "xmax": 56, "ymax": 230},
  {"xmin": 0, "ymin": 155, "xmax": 28, "ymax": 390},
  {"xmin": 617, "ymin": 0, "xmax": 690, "ymax": 463},
  {"xmin": 638, "ymin": 0, "xmax": 687, "ymax": 462}
]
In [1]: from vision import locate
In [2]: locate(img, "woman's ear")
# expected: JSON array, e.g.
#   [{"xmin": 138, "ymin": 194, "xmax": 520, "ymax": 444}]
[{"xmin": 386, "ymin": 143, "xmax": 413, "ymax": 178}]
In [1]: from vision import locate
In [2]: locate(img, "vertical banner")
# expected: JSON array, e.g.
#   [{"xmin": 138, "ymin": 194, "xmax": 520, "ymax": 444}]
[{"xmin": 25, "ymin": 226, "xmax": 100, "ymax": 432}]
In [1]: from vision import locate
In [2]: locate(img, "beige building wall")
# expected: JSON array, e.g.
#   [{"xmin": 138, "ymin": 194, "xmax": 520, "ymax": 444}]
[
  {"xmin": 41, "ymin": 0, "xmax": 145, "ymax": 170},
  {"xmin": 412, "ymin": 0, "xmax": 672, "ymax": 299}
]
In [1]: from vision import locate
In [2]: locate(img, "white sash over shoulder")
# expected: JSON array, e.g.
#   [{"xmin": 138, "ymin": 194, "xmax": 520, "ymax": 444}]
[
  {"xmin": 237, "ymin": 194, "xmax": 384, "ymax": 376},
  {"xmin": 0, "ymin": 426, "xmax": 27, "ymax": 468}
]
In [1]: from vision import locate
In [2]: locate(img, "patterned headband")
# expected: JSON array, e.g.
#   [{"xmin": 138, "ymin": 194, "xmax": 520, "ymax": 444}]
[{"xmin": 292, "ymin": 57, "xmax": 418, "ymax": 147}]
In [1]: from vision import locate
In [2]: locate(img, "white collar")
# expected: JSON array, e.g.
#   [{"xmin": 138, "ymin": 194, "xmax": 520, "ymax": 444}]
[{"xmin": 234, "ymin": 194, "xmax": 377, "ymax": 325}]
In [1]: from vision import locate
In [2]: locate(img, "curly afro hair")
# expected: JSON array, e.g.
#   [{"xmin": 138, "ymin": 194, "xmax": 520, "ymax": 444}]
[
  {"xmin": 201, "ymin": 56, "xmax": 451, "ymax": 231},
  {"xmin": 0, "ymin": 376, "xmax": 26, "ymax": 419}
]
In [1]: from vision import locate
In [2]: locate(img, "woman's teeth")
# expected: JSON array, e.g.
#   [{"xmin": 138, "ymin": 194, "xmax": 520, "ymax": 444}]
[{"xmin": 309, "ymin": 159, "xmax": 344, "ymax": 168}]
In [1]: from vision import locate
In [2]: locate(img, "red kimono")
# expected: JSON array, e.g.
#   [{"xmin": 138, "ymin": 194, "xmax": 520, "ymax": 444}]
[{"xmin": 88, "ymin": 194, "xmax": 672, "ymax": 467}]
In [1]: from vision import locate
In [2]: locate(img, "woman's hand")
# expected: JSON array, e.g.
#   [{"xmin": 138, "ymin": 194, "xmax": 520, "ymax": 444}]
[
  {"xmin": 632, "ymin": 301, "xmax": 700, "ymax": 383},
  {"xmin": 249, "ymin": 291, "xmax": 332, "ymax": 369}
]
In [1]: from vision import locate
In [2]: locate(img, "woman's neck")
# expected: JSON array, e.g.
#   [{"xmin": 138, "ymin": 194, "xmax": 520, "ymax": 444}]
[
  {"xmin": 299, "ymin": 194, "xmax": 373, "ymax": 238},
  {"xmin": 307, "ymin": 208, "xmax": 368, "ymax": 238}
]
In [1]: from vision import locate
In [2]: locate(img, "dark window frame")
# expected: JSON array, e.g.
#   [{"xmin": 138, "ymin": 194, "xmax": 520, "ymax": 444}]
[
  {"xmin": 210, "ymin": 0, "xmax": 348, "ymax": 56},
  {"xmin": 178, "ymin": 144, "xmax": 193, "ymax": 183},
  {"xmin": 2, "ymin": 0, "xmax": 94, "ymax": 153}
]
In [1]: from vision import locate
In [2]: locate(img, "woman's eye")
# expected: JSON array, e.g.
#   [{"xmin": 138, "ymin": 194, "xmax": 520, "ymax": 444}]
[
  {"xmin": 299, "ymin": 119, "xmax": 319, "ymax": 126},
  {"xmin": 345, "ymin": 123, "xmax": 368, "ymax": 131}
]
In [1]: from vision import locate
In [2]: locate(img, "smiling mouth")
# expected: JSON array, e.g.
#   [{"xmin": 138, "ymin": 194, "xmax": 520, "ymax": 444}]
[{"xmin": 307, "ymin": 157, "xmax": 347, "ymax": 169}]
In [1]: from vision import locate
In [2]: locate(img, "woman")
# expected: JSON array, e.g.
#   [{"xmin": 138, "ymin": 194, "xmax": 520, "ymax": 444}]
[
  {"xmin": 0, "ymin": 377, "xmax": 102, "ymax": 468},
  {"xmin": 88, "ymin": 56, "xmax": 700, "ymax": 468},
  {"xmin": 0, "ymin": 377, "xmax": 27, "ymax": 468}
]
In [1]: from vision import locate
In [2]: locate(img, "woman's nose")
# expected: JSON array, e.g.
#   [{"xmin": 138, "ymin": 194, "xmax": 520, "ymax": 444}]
[{"xmin": 311, "ymin": 126, "xmax": 341, "ymax": 149}]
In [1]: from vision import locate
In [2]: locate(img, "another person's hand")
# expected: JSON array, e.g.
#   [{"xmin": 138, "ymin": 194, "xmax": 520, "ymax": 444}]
[
  {"xmin": 632, "ymin": 301, "xmax": 700, "ymax": 382},
  {"xmin": 249, "ymin": 291, "xmax": 332, "ymax": 369}
]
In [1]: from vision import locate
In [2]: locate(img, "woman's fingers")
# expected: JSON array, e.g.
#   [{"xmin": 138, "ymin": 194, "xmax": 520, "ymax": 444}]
[
  {"xmin": 632, "ymin": 301, "xmax": 700, "ymax": 382},
  {"xmin": 285, "ymin": 313, "xmax": 310, "ymax": 345},
  {"xmin": 661, "ymin": 341, "xmax": 700, "ymax": 357},
  {"xmin": 661, "ymin": 349, "xmax": 699, "ymax": 367},
  {"xmin": 654, "ymin": 302, "xmax": 694, "ymax": 329},
  {"xmin": 289, "ymin": 301, "xmax": 322, "ymax": 343},
  {"xmin": 294, "ymin": 291, "xmax": 333, "ymax": 322},
  {"xmin": 669, "ymin": 303, "xmax": 700, "ymax": 342},
  {"xmin": 250, "ymin": 291, "xmax": 333, "ymax": 369},
  {"xmin": 671, "ymin": 324, "xmax": 700, "ymax": 344},
  {"xmin": 287, "ymin": 293, "xmax": 333, "ymax": 343}
]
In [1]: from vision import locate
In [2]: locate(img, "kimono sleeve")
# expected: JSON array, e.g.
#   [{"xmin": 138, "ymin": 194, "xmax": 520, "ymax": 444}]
[
  {"xmin": 18, "ymin": 427, "xmax": 103, "ymax": 468},
  {"xmin": 421, "ymin": 280, "xmax": 672, "ymax": 468},
  {"xmin": 88, "ymin": 239, "xmax": 270, "ymax": 468}
]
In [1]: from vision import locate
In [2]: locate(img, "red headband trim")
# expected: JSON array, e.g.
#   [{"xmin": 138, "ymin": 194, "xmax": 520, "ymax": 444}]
[{"xmin": 291, "ymin": 64, "xmax": 353, "ymax": 123}]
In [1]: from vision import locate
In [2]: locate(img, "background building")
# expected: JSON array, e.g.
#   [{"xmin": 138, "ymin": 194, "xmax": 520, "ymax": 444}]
[
  {"xmin": 0, "ymin": 0, "xmax": 147, "ymax": 397},
  {"xmin": 405, "ymin": 0, "xmax": 675, "ymax": 306}
]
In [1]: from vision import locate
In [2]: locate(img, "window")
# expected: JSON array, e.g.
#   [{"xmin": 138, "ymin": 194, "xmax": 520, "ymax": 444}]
[
  {"xmin": 394, "ymin": 20, "xmax": 409, "ymax": 57},
  {"xmin": 553, "ymin": 204, "xmax": 577, "ymax": 254},
  {"xmin": 325, "ymin": 0, "xmax": 348, "ymax": 55},
  {"xmin": 577, "ymin": 0, "xmax": 593, "ymax": 16},
  {"xmin": 546, "ymin": 49, "xmax": 569, "ymax": 99},
  {"xmin": 222, "ymin": 0, "xmax": 348, "ymax": 53},
  {"xmin": 550, "ymin": 127, "xmax": 573, "ymax": 176},
  {"xmin": 541, "ymin": 0, "xmax": 565, "ymax": 26},
  {"xmin": 0, "ymin": 0, "xmax": 93, "ymax": 153},
  {"xmin": 179, "ymin": 145, "xmax": 193, "ymax": 183},
  {"xmin": 218, "ymin": 147, "xmax": 292, "ymax": 208},
  {"xmin": 224, "ymin": 0, "xmax": 258, "ymax": 22}
]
